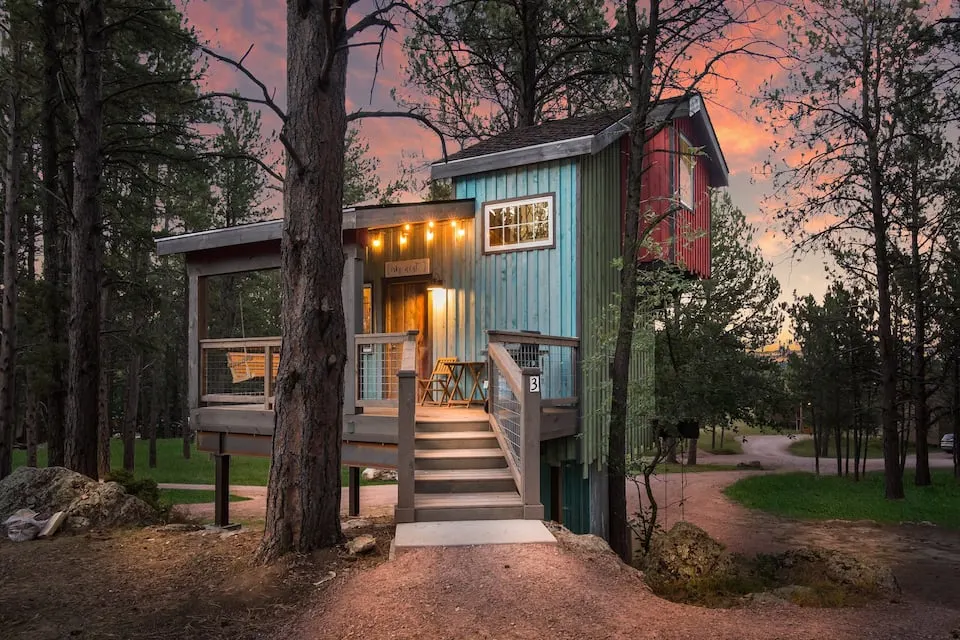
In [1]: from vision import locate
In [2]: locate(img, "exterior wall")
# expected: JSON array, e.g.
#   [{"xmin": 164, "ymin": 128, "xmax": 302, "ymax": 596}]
[
  {"xmin": 623, "ymin": 119, "xmax": 712, "ymax": 277},
  {"xmin": 454, "ymin": 159, "xmax": 579, "ymax": 349}
]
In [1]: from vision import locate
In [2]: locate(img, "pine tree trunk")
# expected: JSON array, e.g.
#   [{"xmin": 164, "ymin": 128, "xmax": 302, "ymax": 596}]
[
  {"xmin": 97, "ymin": 286, "xmax": 111, "ymax": 479},
  {"xmin": 664, "ymin": 437, "xmax": 678, "ymax": 464},
  {"xmin": 257, "ymin": 3, "xmax": 349, "ymax": 562},
  {"xmin": 686, "ymin": 438, "xmax": 698, "ymax": 465},
  {"xmin": 148, "ymin": 371, "xmax": 160, "ymax": 468},
  {"xmin": 25, "ymin": 392, "xmax": 38, "ymax": 467},
  {"xmin": 0, "ymin": 66, "xmax": 22, "ymax": 480},
  {"xmin": 181, "ymin": 266, "xmax": 191, "ymax": 459},
  {"xmin": 41, "ymin": 0, "xmax": 67, "ymax": 468},
  {"xmin": 909, "ymin": 220, "xmax": 931, "ymax": 485},
  {"xmin": 65, "ymin": 0, "xmax": 105, "ymax": 479},
  {"xmin": 123, "ymin": 351, "xmax": 142, "ymax": 472}
]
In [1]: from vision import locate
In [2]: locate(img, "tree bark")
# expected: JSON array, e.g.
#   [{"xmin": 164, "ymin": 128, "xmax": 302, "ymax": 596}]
[
  {"xmin": 686, "ymin": 438, "xmax": 698, "ymax": 465},
  {"xmin": 257, "ymin": 3, "xmax": 349, "ymax": 562},
  {"xmin": 517, "ymin": 0, "xmax": 540, "ymax": 128},
  {"xmin": 97, "ymin": 287, "xmax": 111, "ymax": 479},
  {"xmin": 25, "ymin": 392, "xmax": 38, "ymax": 467},
  {"xmin": 65, "ymin": 0, "xmax": 105, "ymax": 479},
  {"xmin": 909, "ymin": 218, "xmax": 930, "ymax": 485},
  {"xmin": 605, "ymin": 0, "xmax": 660, "ymax": 565},
  {"xmin": 181, "ymin": 266, "xmax": 191, "ymax": 459},
  {"xmin": 0, "ymin": 60, "xmax": 22, "ymax": 480},
  {"xmin": 41, "ymin": 0, "xmax": 67, "ymax": 468},
  {"xmin": 122, "ymin": 350, "xmax": 142, "ymax": 472},
  {"xmin": 148, "ymin": 369, "xmax": 160, "ymax": 468}
]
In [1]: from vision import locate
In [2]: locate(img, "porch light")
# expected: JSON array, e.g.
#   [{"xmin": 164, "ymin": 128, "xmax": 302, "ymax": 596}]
[
  {"xmin": 371, "ymin": 236, "xmax": 382, "ymax": 249},
  {"xmin": 403, "ymin": 223, "xmax": 411, "ymax": 232},
  {"xmin": 457, "ymin": 226, "xmax": 466, "ymax": 239},
  {"xmin": 426, "ymin": 229, "xmax": 435, "ymax": 242},
  {"xmin": 426, "ymin": 276, "xmax": 444, "ymax": 291},
  {"xmin": 399, "ymin": 234, "xmax": 408, "ymax": 247},
  {"xmin": 428, "ymin": 221, "xmax": 435, "ymax": 228},
  {"xmin": 450, "ymin": 220, "xmax": 457, "ymax": 228}
]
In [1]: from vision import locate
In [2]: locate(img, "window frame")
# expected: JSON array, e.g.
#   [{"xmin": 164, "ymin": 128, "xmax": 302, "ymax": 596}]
[
  {"xmin": 481, "ymin": 193, "xmax": 557, "ymax": 255},
  {"xmin": 678, "ymin": 133, "xmax": 696, "ymax": 211}
]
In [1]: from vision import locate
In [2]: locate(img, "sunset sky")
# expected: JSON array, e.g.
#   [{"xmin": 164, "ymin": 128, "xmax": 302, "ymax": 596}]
[{"xmin": 183, "ymin": 0, "xmax": 832, "ymax": 318}]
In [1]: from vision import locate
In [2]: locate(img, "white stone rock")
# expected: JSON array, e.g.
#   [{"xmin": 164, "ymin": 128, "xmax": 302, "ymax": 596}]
[{"xmin": 347, "ymin": 534, "xmax": 376, "ymax": 555}]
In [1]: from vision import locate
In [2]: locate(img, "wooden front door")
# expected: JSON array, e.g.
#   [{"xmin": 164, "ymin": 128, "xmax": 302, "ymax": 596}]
[{"xmin": 385, "ymin": 281, "xmax": 431, "ymax": 381}]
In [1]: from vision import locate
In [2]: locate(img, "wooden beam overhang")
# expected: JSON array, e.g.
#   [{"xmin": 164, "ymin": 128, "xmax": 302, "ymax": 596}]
[{"xmin": 155, "ymin": 199, "xmax": 476, "ymax": 258}]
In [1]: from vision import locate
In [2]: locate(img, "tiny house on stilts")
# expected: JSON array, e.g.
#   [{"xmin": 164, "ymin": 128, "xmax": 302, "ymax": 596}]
[{"xmin": 156, "ymin": 93, "xmax": 728, "ymax": 535}]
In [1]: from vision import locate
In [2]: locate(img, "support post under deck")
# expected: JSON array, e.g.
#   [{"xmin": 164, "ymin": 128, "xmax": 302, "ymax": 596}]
[
  {"xmin": 214, "ymin": 454, "xmax": 231, "ymax": 527},
  {"xmin": 348, "ymin": 466, "xmax": 361, "ymax": 516}
]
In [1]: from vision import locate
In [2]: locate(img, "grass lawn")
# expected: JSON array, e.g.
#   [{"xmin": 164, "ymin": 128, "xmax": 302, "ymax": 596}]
[
  {"xmin": 787, "ymin": 437, "xmax": 914, "ymax": 459},
  {"xmin": 657, "ymin": 462, "xmax": 756, "ymax": 473},
  {"xmin": 725, "ymin": 470, "xmax": 960, "ymax": 529},
  {"xmin": 159, "ymin": 488, "xmax": 251, "ymax": 505},
  {"xmin": 13, "ymin": 439, "xmax": 394, "ymax": 487},
  {"xmin": 698, "ymin": 433, "xmax": 744, "ymax": 455}
]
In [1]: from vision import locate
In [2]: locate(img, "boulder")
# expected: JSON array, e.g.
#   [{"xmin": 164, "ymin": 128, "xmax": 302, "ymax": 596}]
[
  {"xmin": 777, "ymin": 547, "xmax": 899, "ymax": 594},
  {"xmin": 643, "ymin": 521, "xmax": 734, "ymax": 581},
  {"xmin": 346, "ymin": 534, "xmax": 376, "ymax": 555},
  {"xmin": 556, "ymin": 530, "xmax": 614, "ymax": 555},
  {"xmin": 736, "ymin": 461, "xmax": 764, "ymax": 470},
  {"xmin": 361, "ymin": 468, "xmax": 397, "ymax": 482},
  {"xmin": 0, "ymin": 466, "xmax": 158, "ymax": 533}
]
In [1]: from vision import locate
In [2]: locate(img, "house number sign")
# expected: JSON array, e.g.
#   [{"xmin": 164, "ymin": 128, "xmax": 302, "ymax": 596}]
[
  {"xmin": 529, "ymin": 376, "xmax": 540, "ymax": 393},
  {"xmin": 385, "ymin": 258, "xmax": 431, "ymax": 278}
]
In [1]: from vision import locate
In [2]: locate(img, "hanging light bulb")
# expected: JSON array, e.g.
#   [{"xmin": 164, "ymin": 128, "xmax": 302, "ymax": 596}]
[
  {"xmin": 457, "ymin": 226, "xmax": 466, "ymax": 239},
  {"xmin": 372, "ymin": 236, "xmax": 382, "ymax": 249},
  {"xmin": 428, "ymin": 221, "xmax": 435, "ymax": 228},
  {"xmin": 403, "ymin": 223, "xmax": 411, "ymax": 232},
  {"xmin": 399, "ymin": 234, "xmax": 408, "ymax": 246},
  {"xmin": 450, "ymin": 220, "xmax": 458, "ymax": 228},
  {"xmin": 426, "ymin": 229, "xmax": 435, "ymax": 242}
]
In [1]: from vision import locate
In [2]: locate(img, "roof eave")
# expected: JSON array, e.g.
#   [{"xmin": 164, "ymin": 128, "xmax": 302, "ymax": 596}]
[{"xmin": 431, "ymin": 135, "xmax": 594, "ymax": 181}]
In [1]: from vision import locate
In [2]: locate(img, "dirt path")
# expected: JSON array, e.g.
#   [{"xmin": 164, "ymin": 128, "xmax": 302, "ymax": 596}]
[{"xmin": 278, "ymin": 471, "xmax": 960, "ymax": 639}]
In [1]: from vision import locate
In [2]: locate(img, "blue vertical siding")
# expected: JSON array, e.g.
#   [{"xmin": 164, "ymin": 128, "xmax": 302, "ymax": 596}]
[{"xmin": 455, "ymin": 159, "xmax": 579, "ymax": 354}]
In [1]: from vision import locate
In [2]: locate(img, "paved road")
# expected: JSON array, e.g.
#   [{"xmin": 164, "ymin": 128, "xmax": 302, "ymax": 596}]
[{"xmin": 711, "ymin": 434, "xmax": 957, "ymax": 472}]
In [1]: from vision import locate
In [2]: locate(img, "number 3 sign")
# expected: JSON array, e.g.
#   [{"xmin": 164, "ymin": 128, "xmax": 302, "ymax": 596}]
[{"xmin": 529, "ymin": 376, "xmax": 541, "ymax": 393}]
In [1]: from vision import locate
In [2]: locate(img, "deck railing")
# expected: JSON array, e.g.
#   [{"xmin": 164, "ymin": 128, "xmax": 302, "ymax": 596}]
[
  {"xmin": 199, "ymin": 337, "xmax": 281, "ymax": 409},
  {"xmin": 394, "ymin": 331, "xmax": 418, "ymax": 523},
  {"xmin": 486, "ymin": 330, "xmax": 579, "ymax": 407},
  {"xmin": 487, "ymin": 338, "xmax": 545, "ymax": 520},
  {"xmin": 355, "ymin": 332, "xmax": 409, "ymax": 407}
]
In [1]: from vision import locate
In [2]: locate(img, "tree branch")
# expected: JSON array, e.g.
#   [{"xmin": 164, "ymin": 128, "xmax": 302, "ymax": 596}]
[{"xmin": 345, "ymin": 110, "xmax": 449, "ymax": 161}]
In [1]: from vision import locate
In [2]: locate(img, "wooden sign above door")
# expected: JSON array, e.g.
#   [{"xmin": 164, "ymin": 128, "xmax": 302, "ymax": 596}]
[{"xmin": 385, "ymin": 258, "xmax": 431, "ymax": 278}]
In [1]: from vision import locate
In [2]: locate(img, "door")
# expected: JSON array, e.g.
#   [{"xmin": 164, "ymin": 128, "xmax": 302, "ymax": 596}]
[{"xmin": 385, "ymin": 281, "xmax": 432, "ymax": 382}]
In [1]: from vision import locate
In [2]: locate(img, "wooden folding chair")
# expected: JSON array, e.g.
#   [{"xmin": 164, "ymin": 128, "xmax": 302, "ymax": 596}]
[{"xmin": 418, "ymin": 357, "xmax": 458, "ymax": 406}]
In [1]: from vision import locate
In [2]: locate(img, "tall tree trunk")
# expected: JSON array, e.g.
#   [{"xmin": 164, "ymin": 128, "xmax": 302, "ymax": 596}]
[
  {"xmin": 952, "ymin": 357, "xmax": 959, "ymax": 480},
  {"xmin": 122, "ymin": 350, "xmax": 142, "ymax": 472},
  {"xmin": 25, "ymin": 392, "xmax": 38, "ymax": 467},
  {"xmin": 148, "ymin": 369, "xmax": 160, "ymax": 468},
  {"xmin": 0, "ymin": 63, "xmax": 22, "ymax": 480},
  {"xmin": 686, "ymin": 437, "xmax": 698, "ymax": 465},
  {"xmin": 257, "ymin": 2, "xmax": 349, "ymax": 562},
  {"xmin": 909, "ymin": 220, "xmax": 930, "ymax": 485},
  {"xmin": 517, "ymin": 0, "xmax": 539, "ymax": 128},
  {"xmin": 41, "ymin": 0, "xmax": 67, "ymax": 468},
  {"xmin": 181, "ymin": 266, "xmax": 191, "ymax": 459},
  {"xmin": 65, "ymin": 0, "xmax": 105, "ymax": 479},
  {"xmin": 605, "ymin": 0, "xmax": 660, "ymax": 564},
  {"xmin": 97, "ymin": 287, "xmax": 111, "ymax": 479}
]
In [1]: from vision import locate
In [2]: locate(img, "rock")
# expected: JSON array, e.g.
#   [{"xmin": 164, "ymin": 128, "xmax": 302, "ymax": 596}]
[
  {"xmin": 555, "ymin": 531, "xmax": 614, "ymax": 555},
  {"xmin": 776, "ymin": 547, "xmax": 899, "ymax": 594},
  {"xmin": 643, "ymin": 521, "xmax": 734, "ymax": 581},
  {"xmin": 361, "ymin": 468, "xmax": 397, "ymax": 482},
  {"xmin": 772, "ymin": 584, "xmax": 816, "ymax": 601},
  {"xmin": 346, "ymin": 534, "xmax": 376, "ymax": 555},
  {"xmin": 342, "ymin": 518, "xmax": 373, "ymax": 530},
  {"xmin": 0, "ymin": 466, "xmax": 158, "ymax": 532},
  {"xmin": 736, "ymin": 460, "xmax": 764, "ymax": 470}
]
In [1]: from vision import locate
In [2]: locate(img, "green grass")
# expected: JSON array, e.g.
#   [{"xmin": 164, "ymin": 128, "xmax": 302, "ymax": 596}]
[
  {"xmin": 658, "ymin": 463, "xmax": 756, "ymax": 473},
  {"xmin": 159, "ymin": 488, "xmax": 251, "ymax": 504},
  {"xmin": 13, "ymin": 439, "xmax": 394, "ymax": 487},
  {"xmin": 724, "ymin": 470, "xmax": 960, "ymax": 529},
  {"xmin": 787, "ymin": 437, "xmax": 914, "ymax": 459},
  {"xmin": 698, "ymin": 433, "xmax": 744, "ymax": 455}
]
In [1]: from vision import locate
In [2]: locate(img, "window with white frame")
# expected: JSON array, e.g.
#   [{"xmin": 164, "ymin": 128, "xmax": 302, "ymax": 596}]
[
  {"xmin": 678, "ymin": 134, "xmax": 696, "ymax": 210},
  {"xmin": 483, "ymin": 194, "xmax": 554, "ymax": 253}
]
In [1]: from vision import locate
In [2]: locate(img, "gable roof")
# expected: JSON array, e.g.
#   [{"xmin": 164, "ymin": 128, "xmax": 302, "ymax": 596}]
[{"xmin": 430, "ymin": 94, "xmax": 729, "ymax": 187}]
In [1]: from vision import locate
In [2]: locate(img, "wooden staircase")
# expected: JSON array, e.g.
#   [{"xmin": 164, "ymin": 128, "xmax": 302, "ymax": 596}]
[{"xmin": 412, "ymin": 418, "xmax": 523, "ymax": 521}]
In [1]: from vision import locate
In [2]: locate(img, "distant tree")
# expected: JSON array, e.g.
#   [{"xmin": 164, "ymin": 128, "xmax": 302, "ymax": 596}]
[{"xmin": 403, "ymin": 0, "xmax": 624, "ymax": 145}]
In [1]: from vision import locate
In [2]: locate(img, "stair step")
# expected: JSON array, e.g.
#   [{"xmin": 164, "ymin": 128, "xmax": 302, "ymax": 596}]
[
  {"xmin": 415, "ymin": 431, "xmax": 499, "ymax": 450},
  {"xmin": 415, "ymin": 420, "xmax": 490, "ymax": 433},
  {"xmin": 414, "ymin": 491, "xmax": 524, "ymax": 522},
  {"xmin": 414, "ymin": 448, "xmax": 508, "ymax": 470},
  {"xmin": 415, "ymin": 468, "xmax": 517, "ymax": 493}
]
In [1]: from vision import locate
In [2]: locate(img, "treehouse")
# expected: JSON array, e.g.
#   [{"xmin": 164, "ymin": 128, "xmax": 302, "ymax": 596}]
[{"xmin": 156, "ymin": 93, "xmax": 728, "ymax": 535}]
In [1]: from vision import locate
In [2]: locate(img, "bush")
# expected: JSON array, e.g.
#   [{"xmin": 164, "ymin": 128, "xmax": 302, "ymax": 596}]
[{"xmin": 104, "ymin": 469, "xmax": 171, "ymax": 520}]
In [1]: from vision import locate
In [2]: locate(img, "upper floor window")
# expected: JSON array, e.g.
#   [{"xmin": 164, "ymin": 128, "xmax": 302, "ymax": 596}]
[
  {"xmin": 678, "ymin": 134, "xmax": 696, "ymax": 210},
  {"xmin": 483, "ymin": 194, "xmax": 554, "ymax": 253}
]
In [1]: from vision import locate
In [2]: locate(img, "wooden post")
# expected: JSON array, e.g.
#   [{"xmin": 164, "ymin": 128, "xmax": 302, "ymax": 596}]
[
  {"xmin": 342, "ymin": 244, "xmax": 363, "ymax": 415},
  {"xmin": 214, "ymin": 453, "xmax": 230, "ymax": 527},
  {"xmin": 520, "ymin": 367, "xmax": 544, "ymax": 520},
  {"xmin": 348, "ymin": 466, "xmax": 360, "ymax": 516},
  {"xmin": 394, "ymin": 331, "xmax": 418, "ymax": 523},
  {"xmin": 264, "ymin": 345, "xmax": 273, "ymax": 410},
  {"xmin": 187, "ymin": 266, "xmax": 207, "ymax": 412}
]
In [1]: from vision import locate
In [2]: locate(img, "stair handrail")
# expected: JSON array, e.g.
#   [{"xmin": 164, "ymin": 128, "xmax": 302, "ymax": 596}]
[
  {"xmin": 487, "ymin": 340, "xmax": 544, "ymax": 520},
  {"xmin": 394, "ymin": 330, "xmax": 419, "ymax": 524}
]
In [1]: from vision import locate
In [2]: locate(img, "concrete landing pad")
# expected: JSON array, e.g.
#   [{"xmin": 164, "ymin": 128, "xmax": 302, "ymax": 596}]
[{"xmin": 393, "ymin": 520, "xmax": 557, "ymax": 550}]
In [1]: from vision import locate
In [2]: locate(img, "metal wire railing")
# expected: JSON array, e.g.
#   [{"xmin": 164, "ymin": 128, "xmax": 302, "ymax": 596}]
[
  {"xmin": 355, "ymin": 333, "xmax": 408, "ymax": 407},
  {"xmin": 488, "ymin": 355, "xmax": 522, "ymax": 467},
  {"xmin": 488, "ymin": 331, "xmax": 579, "ymax": 406},
  {"xmin": 199, "ymin": 337, "xmax": 280, "ymax": 408}
]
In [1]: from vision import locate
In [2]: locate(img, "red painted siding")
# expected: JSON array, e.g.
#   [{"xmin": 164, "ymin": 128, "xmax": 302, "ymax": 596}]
[{"xmin": 620, "ymin": 117, "xmax": 712, "ymax": 278}]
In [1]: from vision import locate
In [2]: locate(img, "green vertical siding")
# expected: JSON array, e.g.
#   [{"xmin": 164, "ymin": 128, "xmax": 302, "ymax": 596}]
[{"xmin": 579, "ymin": 145, "xmax": 655, "ymax": 472}]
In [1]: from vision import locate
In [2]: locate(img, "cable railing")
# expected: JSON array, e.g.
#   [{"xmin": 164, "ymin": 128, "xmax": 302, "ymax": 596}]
[
  {"xmin": 354, "ymin": 332, "xmax": 409, "ymax": 407},
  {"xmin": 486, "ymin": 330, "xmax": 579, "ymax": 407},
  {"xmin": 199, "ymin": 337, "xmax": 281, "ymax": 409}
]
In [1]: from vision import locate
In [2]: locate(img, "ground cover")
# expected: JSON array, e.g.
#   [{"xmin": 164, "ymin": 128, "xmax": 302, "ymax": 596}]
[
  {"xmin": 786, "ymin": 437, "xmax": 918, "ymax": 459},
  {"xmin": 159, "ymin": 488, "xmax": 251, "ymax": 504},
  {"xmin": 724, "ymin": 470, "xmax": 960, "ymax": 529}
]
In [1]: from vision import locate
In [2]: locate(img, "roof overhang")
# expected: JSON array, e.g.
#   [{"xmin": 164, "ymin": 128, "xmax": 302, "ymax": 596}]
[
  {"xmin": 431, "ymin": 96, "xmax": 729, "ymax": 187},
  {"xmin": 155, "ymin": 199, "xmax": 476, "ymax": 257}
]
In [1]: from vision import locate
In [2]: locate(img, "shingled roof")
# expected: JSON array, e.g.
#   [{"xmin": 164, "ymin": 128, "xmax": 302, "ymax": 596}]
[
  {"xmin": 431, "ymin": 94, "xmax": 728, "ymax": 186},
  {"xmin": 442, "ymin": 109, "xmax": 631, "ymax": 163}
]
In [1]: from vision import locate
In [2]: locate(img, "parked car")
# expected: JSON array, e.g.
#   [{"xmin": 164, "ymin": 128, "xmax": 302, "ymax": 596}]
[{"xmin": 941, "ymin": 433, "xmax": 955, "ymax": 454}]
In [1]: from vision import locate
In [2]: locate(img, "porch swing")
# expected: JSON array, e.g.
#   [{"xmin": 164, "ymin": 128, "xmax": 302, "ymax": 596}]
[{"xmin": 225, "ymin": 291, "xmax": 278, "ymax": 384}]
